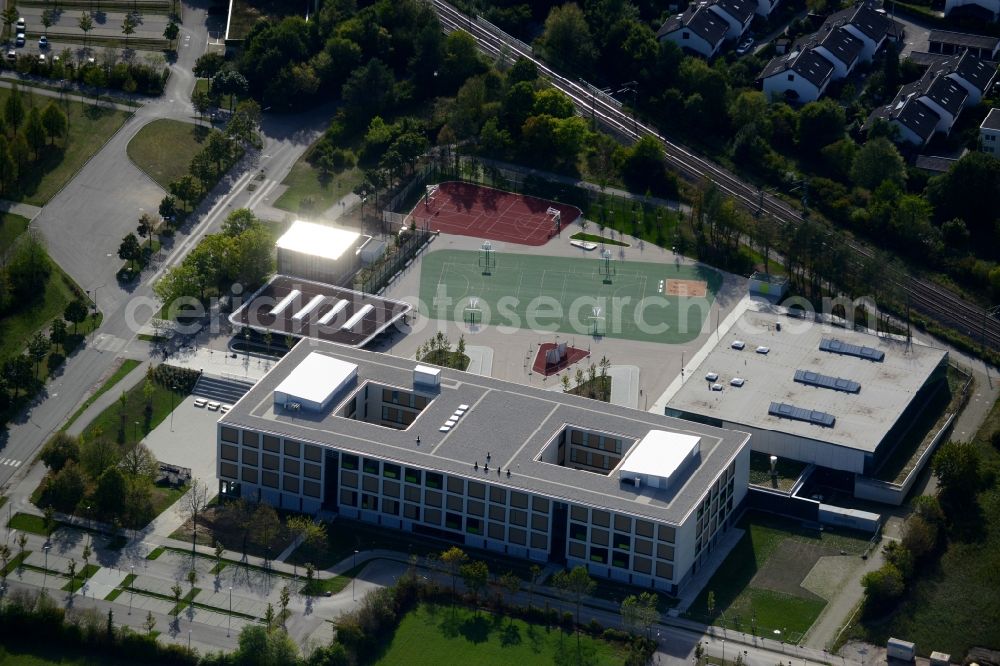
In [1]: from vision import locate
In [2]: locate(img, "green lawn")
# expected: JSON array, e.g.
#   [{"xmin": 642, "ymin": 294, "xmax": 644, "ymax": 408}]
[
  {"xmin": 7, "ymin": 512, "xmax": 52, "ymax": 535},
  {"xmin": 0, "ymin": 258, "xmax": 83, "ymax": 362},
  {"xmin": 126, "ymin": 118, "xmax": 209, "ymax": 191},
  {"xmin": 418, "ymin": 348, "xmax": 470, "ymax": 370},
  {"xmin": 273, "ymin": 150, "xmax": 362, "ymax": 214},
  {"xmin": 685, "ymin": 511, "xmax": 873, "ymax": 642},
  {"xmin": 80, "ymin": 375, "xmax": 188, "ymax": 446},
  {"xmin": 60, "ymin": 359, "xmax": 141, "ymax": 432},
  {"xmin": 0, "ymin": 212, "xmax": 29, "ymax": 254},
  {"xmin": 570, "ymin": 231, "xmax": 630, "ymax": 247},
  {"xmin": 0, "ymin": 643, "xmax": 140, "ymax": 666},
  {"xmin": 418, "ymin": 249, "xmax": 722, "ymax": 344},
  {"xmin": 0, "ymin": 88, "xmax": 131, "ymax": 206},
  {"xmin": 376, "ymin": 603, "xmax": 627, "ymax": 666},
  {"xmin": 844, "ymin": 399, "xmax": 1000, "ymax": 655},
  {"xmin": 747, "ymin": 451, "xmax": 808, "ymax": 491}
]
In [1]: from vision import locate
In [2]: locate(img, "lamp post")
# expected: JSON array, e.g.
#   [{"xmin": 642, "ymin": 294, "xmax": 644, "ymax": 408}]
[
  {"xmin": 170, "ymin": 385, "xmax": 177, "ymax": 431},
  {"xmin": 42, "ymin": 544, "xmax": 51, "ymax": 591},
  {"xmin": 352, "ymin": 550, "xmax": 358, "ymax": 601},
  {"xmin": 129, "ymin": 566, "xmax": 134, "ymax": 614},
  {"xmin": 188, "ymin": 629, "xmax": 192, "ymax": 650},
  {"xmin": 228, "ymin": 585, "xmax": 233, "ymax": 637},
  {"xmin": 134, "ymin": 420, "xmax": 140, "ymax": 442},
  {"xmin": 722, "ymin": 638, "xmax": 725, "ymax": 665}
]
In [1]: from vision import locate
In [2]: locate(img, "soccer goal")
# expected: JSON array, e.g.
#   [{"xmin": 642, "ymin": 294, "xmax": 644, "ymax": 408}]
[
  {"xmin": 599, "ymin": 249, "xmax": 615, "ymax": 283},
  {"xmin": 478, "ymin": 240, "xmax": 496, "ymax": 275}
]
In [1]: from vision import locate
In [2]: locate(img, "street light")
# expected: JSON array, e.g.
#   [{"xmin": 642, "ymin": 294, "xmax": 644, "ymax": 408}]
[
  {"xmin": 188, "ymin": 629, "xmax": 192, "ymax": 650},
  {"xmin": 352, "ymin": 550, "xmax": 359, "ymax": 601},
  {"xmin": 134, "ymin": 420, "xmax": 140, "ymax": 442},
  {"xmin": 42, "ymin": 544, "xmax": 51, "ymax": 591},
  {"xmin": 129, "ymin": 566, "xmax": 134, "ymax": 614},
  {"xmin": 228, "ymin": 585, "xmax": 233, "ymax": 637},
  {"xmin": 170, "ymin": 385, "xmax": 177, "ymax": 431}
]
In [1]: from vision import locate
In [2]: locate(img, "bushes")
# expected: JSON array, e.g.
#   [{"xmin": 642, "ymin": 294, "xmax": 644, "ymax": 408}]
[
  {"xmin": 152, "ymin": 364, "xmax": 200, "ymax": 393},
  {"xmin": 2, "ymin": 56, "xmax": 169, "ymax": 96}
]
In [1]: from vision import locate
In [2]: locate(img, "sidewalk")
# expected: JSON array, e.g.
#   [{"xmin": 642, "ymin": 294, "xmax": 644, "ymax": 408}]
[
  {"xmin": 0, "ymin": 198, "xmax": 42, "ymax": 219},
  {"xmin": 65, "ymin": 360, "xmax": 152, "ymax": 437}
]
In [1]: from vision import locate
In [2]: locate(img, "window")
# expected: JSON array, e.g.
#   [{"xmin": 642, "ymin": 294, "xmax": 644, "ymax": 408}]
[
  {"xmin": 636, "ymin": 520, "xmax": 654, "ymax": 538},
  {"xmin": 446, "ymin": 495, "xmax": 463, "ymax": 512},
  {"xmin": 341, "ymin": 454, "xmax": 358, "ymax": 470},
  {"xmin": 424, "ymin": 508, "xmax": 441, "ymax": 525},
  {"xmin": 489, "ymin": 486, "xmax": 506, "ymax": 503},
  {"xmin": 635, "ymin": 539, "xmax": 653, "ymax": 556},
  {"xmin": 468, "ymin": 482, "xmax": 486, "ymax": 499},
  {"xmin": 426, "ymin": 472, "xmax": 443, "ymax": 489},
  {"xmin": 283, "ymin": 475, "xmax": 299, "ymax": 493},
  {"xmin": 531, "ymin": 532, "xmax": 547, "ymax": 550},
  {"xmin": 532, "ymin": 496, "xmax": 549, "ymax": 513},
  {"xmin": 569, "ymin": 541, "xmax": 586, "ymax": 559},
  {"xmin": 682, "ymin": 31, "xmax": 690, "ymax": 40},
  {"xmin": 657, "ymin": 544, "xmax": 675, "ymax": 561},
  {"xmin": 405, "ymin": 468, "xmax": 422, "ymax": 484},
  {"xmin": 383, "ymin": 463, "xmax": 400, "ymax": 479},
  {"xmin": 656, "ymin": 561, "xmax": 674, "ymax": 580},
  {"xmin": 242, "ymin": 467, "xmax": 257, "ymax": 484},
  {"xmin": 304, "ymin": 444, "xmax": 321, "ymax": 462},
  {"xmin": 634, "ymin": 556, "xmax": 652, "ymax": 574},
  {"xmin": 304, "ymin": 463, "xmax": 321, "ymax": 480},
  {"xmin": 262, "ymin": 454, "xmax": 279, "ymax": 471},
  {"xmin": 614, "ymin": 534, "xmax": 631, "ymax": 551},
  {"xmin": 284, "ymin": 459, "xmax": 300, "ymax": 476},
  {"xmin": 362, "ymin": 476, "xmax": 378, "ymax": 493},
  {"xmin": 220, "ymin": 462, "xmax": 237, "ymax": 479},
  {"xmin": 262, "ymin": 471, "xmax": 279, "ymax": 488},
  {"xmin": 510, "ymin": 492, "xmax": 529, "ymax": 509},
  {"xmin": 263, "ymin": 435, "xmax": 280, "ymax": 452},
  {"xmin": 340, "ymin": 489, "xmax": 357, "ymax": 506},
  {"xmin": 510, "ymin": 509, "xmax": 527, "ymax": 527},
  {"xmin": 612, "ymin": 552, "xmax": 629, "ymax": 569},
  {"xmin": 509, "ymin": 527, "xmax": 526, "ymax": 545},
  {"xmin": 404, "ymin": 485, "xmax": 420, "ymax": 502},
  {"xmin": 425, "ymin": 490, "xmax": 442, "ymax": 507},
  {"xmin": 404, "ymin": 503, "xmax": 420, "ymax": 520},
  {"xmin": 341, "ymin": 471, "xmax": 358, "ymax": 488},
  {"xmin": 221, "ymin": 444, "xmax": 238, "ymax": 462},
  {"xmin": 383, "ymin": 480, "xmax": 400, "ymax": 498},
  {"xmin": 242, "ymin": 449, "xmax": 258, "ymax": 467},
  {"xmin": 592, "ymin": 510, "xmax": 610, "ymax": 528},
  {"xmin": 382, "ymin": 499, "xmax": 399, "ymax": 515},
  {"xmin": 361, "ymin": 494, "xmax": 378, "ymax": 511},
  {"xmin": 589, "ymin": 547, "xmax": 608, "ymax": 564},
  {"xmin": 283, "ymin": 441, "xmax": 300, "ymax": 458},
  {"xmin": 787, "ymin": 74, "xmax": 794, "ymax": 81},
  {"xmin": 363, "ymin": 458, "xmax": 379, "ymax": 475},
  {"xmin": 488, "ymin": 522, "xmax": 505, "ymax": 540},
  {"xmin": 447, "ymin": 476, "xmax": 464, "ymax": 494},
  {"xmin": 489, "ymin": 505, "xmax": 505, "ymax": 521},
  {"xmin": 242, "ymin": 431, "xmax": 259, "ymax": 447},
  {"xmin": 591, "ymin": 528, "xmax": 609, "ymax": 546},
  {"xmin": 445, "ymin": 512, "xmax": 462, "ymax": 531},
  {"xmin": 221, "ymin": 427, "xmax": 239, "ymax": 444},
  {"xmin": 468, "ymin": 500, "xmax": 485, "ymax": 517},
  {"xmin": 658, "ymin": 525, "xmax": 676, "ymax": 543},
  {"xmin": 303, "ymin": 480, "xmax": 320, "ymax": 498},
  {"xmin": 570, "ymin": 523, "xmax": 587, "ymax": 541},
  {"xmin": 531, "ymin": 514, "xmax": 548, "ymax": 531},
  {"xmin": 614, "ymin": 515, "xmax": 631, "ymax": 532},
  {"xmin": 466, "ymin": 517, "xmax": 482, "ymax": 535}
]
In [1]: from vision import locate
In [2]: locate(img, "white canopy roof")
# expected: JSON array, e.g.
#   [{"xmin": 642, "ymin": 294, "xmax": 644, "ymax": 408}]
[{"xmin": 276, "ymin": 221, "xmax": 361, "ymax": 261}]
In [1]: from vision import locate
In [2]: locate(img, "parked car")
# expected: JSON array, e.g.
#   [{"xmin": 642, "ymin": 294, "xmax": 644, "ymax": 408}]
[
  {"xmin": 15, "ymin": 17, "xmax": 25, "ymax": 31},
  {"xmin": 37, "ymin": 54, "xmax": 45, "ymax": 64},
  {"xmin": 38, "ymin": 35, "xmax": 48, "ymax": 48},
  {"xmin": 5, "ymin": 49, "xmax": 15, "ymax": 62},
  {"xmin": 15, "ymin": 32, "xmax": 25, "ymax": 47},
  {"xmin": 736, "ymin": 36, "xmax": 755, "ymax": 55}
]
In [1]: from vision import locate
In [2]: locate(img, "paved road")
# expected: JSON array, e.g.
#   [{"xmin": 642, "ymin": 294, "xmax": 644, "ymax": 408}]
[{"xmin": 0, "ymin": 0, "xmax": 332, "ymax": 491}]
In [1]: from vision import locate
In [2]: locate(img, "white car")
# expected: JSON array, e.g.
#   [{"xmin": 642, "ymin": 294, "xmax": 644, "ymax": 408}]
[
  {"xmin": 15, "ymin": 17, "xmax": 25, "ymax": 31},
  {"xmin": 37, "ymin": 54, "xmax": 45, "ymax": 64},
  {"xmin": 5, "ymin": 49, "xmax": 15, "ymax": 62},
  {"xmin": 193, "ymin": 398, "xmax": 207, "ymax": 408},
  {"xmin": 15, "ymin": 32, "xmax": 25, "ymax": 47},
  {"xmin": 38, "ymin": 35, "xmax": 48, "ymax": 48},
  {"xmin": 736, "ymin": 36, "xmax": 755, "ymax": 55},
  {"xmin": 207, "ymin": 401, "xmax": 221, "ymax": 411}
]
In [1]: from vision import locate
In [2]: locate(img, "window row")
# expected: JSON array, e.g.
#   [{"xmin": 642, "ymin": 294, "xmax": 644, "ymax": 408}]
[
  {"xmin": 221, "ymin": 444, "xmax": 322, "ymax": 479},
  {"xmin": 568, "ymin": 522, "xmax": 675, "ymax": 561},
  {"xmin": 567, "ymin": 540, "xmax": 674, "ymax": 579},
  {"xmin": 568, "ymin": 505, "xmax": 675, "ymax": 544},
  {"xmin": 220, "ymin": 428, "xmax": 322, "ymax": 462},
  {"xmin": 219, "ymin": 463, "xmax": 321, "ymax": 498}
]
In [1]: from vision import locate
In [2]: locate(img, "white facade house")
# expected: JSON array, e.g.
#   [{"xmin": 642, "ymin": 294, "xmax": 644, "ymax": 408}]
[
  {"xmin": 708, "ymin": 0, "xmax": 755, "ymax": 40},
  {"xmin": 982, "ymin": 109, "xmax": 1000, "ymax": 155},
  {"xmin": 657, "ymin": 4, "xmax": 729, "ymax": 58},
  {"xmin": 943, "ymin": 51, "xmax": 998, "ymax": 105},
  {"xmin": 812, "ymin": 27, "xmax": 864, "ymax": 79},
  {"xmin": 761, "ymin": 48, "xmax": 834, "ymax": 103},
  {"xmin": 754, "ymin": 0, "xmax": 781, "ymax": 16},
  {"xmin": 944, "ymin": 0, "xmax": 1000, "ymax": 20},
  {"xmin": 918, "ymin": 76, "xmax": 968, "ymax": 134},
  {"xmin": 840, "ymin": 5, "xmax": 896, "ymax": 61}
]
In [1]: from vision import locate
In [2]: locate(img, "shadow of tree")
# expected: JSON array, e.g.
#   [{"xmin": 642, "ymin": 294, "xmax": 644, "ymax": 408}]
[
  {"xmin": 458, "ymin": 614, "xmax": 490, "ymax": 644},
  {"xmin": 499, "ymin": 623, "xmax": 521, "ymax": 647}
]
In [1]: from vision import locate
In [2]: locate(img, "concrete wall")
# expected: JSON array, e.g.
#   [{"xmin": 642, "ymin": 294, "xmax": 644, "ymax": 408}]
[
  {"xmin": 723, "ymin": 421, "xmax": 869, "ymax": 474},
  {"xmin": 818, "ymin": 504, "xmax": 881, "ymax": 532}
]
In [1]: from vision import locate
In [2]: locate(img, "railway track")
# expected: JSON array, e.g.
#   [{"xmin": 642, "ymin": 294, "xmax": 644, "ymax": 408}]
[{"xmin": 431, "ymin": 0, "xmax": 1000, "ymax": 353}]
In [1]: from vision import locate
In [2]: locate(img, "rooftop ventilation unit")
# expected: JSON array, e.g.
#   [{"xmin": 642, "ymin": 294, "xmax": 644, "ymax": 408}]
[
  {"xmin": 414, "ymin": 365, "xmax": 441, "ymax": 388},
  {"xmin": 731, "ymin": 340, "xmax": 746, "ymax": 350},
  {"xmin": 730, "ymin": 377, "xmax": 745, "ymax": 387},
  {"xmin": 756, "ymin": 346, "xmax": 770, "ymax": 354},
  {"xmin": 768, "ymin": 401, "xmax": 836, "ymax": 427},
  {"xmin": 340, "ymin": 303, "xmax": 373, "ymax": 331},
  {"xmin": 269, "ymin": 289, "xmax": 301, "ymax": 316},
  {"xmin": 794, "ymin": 369, "xmax": 861, "ymax": 393},
  {"xmin": 705, "ymin": 372, "xmax": 719, "ymax": 382},
  {"xmin": 819, "ymin": 337, "xmax": 884, "ymax": 362},
  {"xmin": 317, "ymin": 299, "xmax": 349, "ymax": 325},
  {"xmin": 291, "ymin": 294, "xmax": 325, "ymax": 321}
]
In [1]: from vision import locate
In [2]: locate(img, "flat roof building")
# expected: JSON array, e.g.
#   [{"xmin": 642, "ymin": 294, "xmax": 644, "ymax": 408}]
[
  {"xmin": 666, "ymin": 310, "xmax": 948, "ymax": 475},
  {"xmin": 218, "ymin": 340, "xmax": 751, "ymax": 593},
  {"xmin": 276, "ymin": 221, "xmax": 370, "ymax": 285}
]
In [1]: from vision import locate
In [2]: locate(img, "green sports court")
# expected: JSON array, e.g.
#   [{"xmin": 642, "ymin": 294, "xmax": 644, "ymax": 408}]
[{"xmin": 417, "ymin": 249, "xmax": 723, "ymax": 344}]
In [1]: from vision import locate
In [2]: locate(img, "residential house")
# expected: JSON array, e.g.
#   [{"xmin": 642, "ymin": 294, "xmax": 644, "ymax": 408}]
[
  {"xmin": 754, "ymin": 0, "xmax": 782, "ymax": 16},
  {"xmin": 708, "ymin": 0, "xmax": 756, "ymax": 41},
  {"xmin": 928, "ymin": 30, "xmax": 1000, "ymax": 60},
  {"xmin": 982, "ymin": 108, "xmax": 1000, "ymax": 154},
  {"xmin": 657, "ymin": 4, "xmax": 730, "ymax": 58},
  {"xmin": 940, "ymin": 50, "xmax": 998, "ymax": 104},
  {"xmin": 944, "ymin": 0, "xmax": 999, "ymax": 21},
  {"xmin": 761, "ymin": 48, "xmax": 835, "ymax": 102}
]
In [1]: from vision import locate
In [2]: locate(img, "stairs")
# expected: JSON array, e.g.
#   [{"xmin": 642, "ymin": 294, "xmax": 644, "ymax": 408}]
[{"xmin": 191, "ymin": 374, "xmax": 255, "ymax": 404}]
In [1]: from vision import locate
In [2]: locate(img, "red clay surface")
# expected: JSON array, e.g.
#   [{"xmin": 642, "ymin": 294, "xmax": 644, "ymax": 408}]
[
  {"xmin": 410, "ymin": 181, "xmax": 582, "ymax": 246},
  {"xmin": 532, "ymin": 343, "xmax": 590, "ymax": 377}
]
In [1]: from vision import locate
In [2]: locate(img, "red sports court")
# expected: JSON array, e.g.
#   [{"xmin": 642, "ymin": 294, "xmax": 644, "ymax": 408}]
[{"xmin": 410, "ymin": 181, "xmax": 582, "ymax": 246}]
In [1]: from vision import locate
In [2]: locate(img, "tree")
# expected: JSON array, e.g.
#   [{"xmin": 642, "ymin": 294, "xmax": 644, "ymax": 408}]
[
  {"xmin": 40, "ymin": 460, "xmax": 85, "ymax": 512},
  {"xmin": 0, "ymin": 543, "xmax": 10, "ymax": 590},
  {"xmin": 41, "ymin": 103, "xmax": 67, "ymax": 145},
  {"xmin": 64, "ymin": 300, "xmax": 88, "ymax": 334},
  {"xmin": 1, "ymin": 6, "xmax": 17, "ymax": 41},
  {"xmin": 4, "ymin": 86, "xmax": 25, "ymax": 136},
  {"xmin": 932, "ymin": 441, "xmax": 981, "ymax": 506},
  {"xmin": 82, "ymin": 542, "xmax": 91, "ymax": 573},
  {"xmin": 24, "ymin": 108, "xmax": 45, "ymax": 159},
  {"xmin": 234, "ymin": 625, "xmax": 299, "ymax": 663},
  {"xmin": 264, "ymin": 603, "xmax": 276, "ymax": 632},
  {"xmin": 538, "ymin": 3, "xmax": 595, "ymax": 75},
  {"xmin": 27, "ymin": 331, "xmax": 49, "ymax": 376},
  {"xmin": 797, "ymin": 100, "xmax": 845, "ymax": 154},
  {"xmin": 10, "ymin": 135, "xmax": 29, "ymax": 177},
  {"xmin": 926, "ymin": 152, "xmax": 1000, "ymax": 252},
  {"xmin": 279, "ymin": 584, "xmax": 290, "ymax": 625},
  {"xmin": 861, "ymin": 563, "xmax": 904, "ymax": 613},
  {"xmin": 439, "ymin": 546, "xmax": 468, "ymax": 598},
  {"xmin": 286, "ymin": 516, "xmax": 327, "ymax": 556},
  {"xmin": 706, "ymin": 590, "xmax": 716, "ymax": 618},
  {"xmin": 40, "ymin": 9, "xmax": 53, "ymax": 36},
  {"xmin": 187, "ymin": 567, "xmax": 198, "ymax": 590},
  {"xmin": 171, "ymin": 582, "xmax": 183, "ymax": 608},
  {"xmin": 121, "ymin": 13, "xmax": 136, "ymax": 50},
  {"xmin": 459, "ymin": 560, "xmax": 489, "ymax": 612},
  {"xmin": 622, "ymin": 136, "xmax": 675, "ymax": 197},
  {"xmin": 163, "ymin": 21, "xmax": 179, "ymax": 49},
  {"xmin": 621, "ymin": 592, "xmax": 659, "ymax": 638},
  {"xmin": 136, "ymin": 213, "xmax": 153, "ymax": 251},
  {"xmin": 189, "ymin": 150, "xmax": 215, "ymax": 190},
  {"xmin": 212, "ymin": 70, "xmax": 249, "ymax": 113},
  {"xmin": 80, "ymin": 436, "xmax": 120, "ymax": 479},
  {"xmin": 143, "ymin": 611, "xmax": 156, "ymax": 635},
  {"xmin": 499, "ymin": 571, "xmax": 521, "ymax": 622},
  {"xmin": 40, "ymin": 433, "xmax": 79, "ymax": 472},
  {"xmin": 252, "ymin": 502, "xmax": 281, "ymax": 560},
  {"xmin": 552, "ymin": 566, "xmax": 595, "ymax": 630},
  {"xmin": 528, "ymin": 564, "xmax": 542, "ymax": 609},
  {"xmin": 183, "ymin": 479, "xmax": 210, "ymax": 552},
  {"xmin": 192, "ymin": 89, "xmax": 211, "ymax": 119},
  {"xmin": 66, "ymin": 558, "xmax": 77, "ymax": 596},
  {"xmin": 119, "ymin": 442, "xmax": 157, "ymax": 481},
  {"xmin": 169, "ymin": 174, "xmax": 201, "ymax": 211},
  {"xmin": 78, "ymin": 13, "xmax": 94, "ymax": 49},
  {"xmin": 214, "ymin": 541, "xmax": 225, "ymax": 572},
  {"xmin": 118, "ymin": 232, "xmax": 142, "ymax": 272},
  {"xmin": 94, "ymin": 467, "xmax": 127, "ymax": 518},
  {"xmin": 224, "ymin": 498, "xmax": 256, "ymax": 557},
  {"xmin": 851, "ymin": 137, "xmax": 906, "ymax": 190},
  {"xmin": 194, "ymin": 53, "xmax": 225, "ymax": 79},
  {"xmin": 205, "ymin": 129, "xmax": 232, "ymax": 175},
  {"xmin": 49, "ymin": 318, "xmax": 67, "ymax": 351},
  {"xmin": 159, "ymin": 195, "xmax": 178, "ymax": 221},
  {"xmin": 0, "ymin": 136, "xmax": 14, "ymax": 193}
]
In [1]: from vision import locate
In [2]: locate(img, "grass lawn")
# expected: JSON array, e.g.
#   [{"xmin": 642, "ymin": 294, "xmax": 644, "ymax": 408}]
[
  {"xmin": 0, "ymin": 258, "xmax": 85, "ymax": 362},
  {"xmin": 273, "ymin": 150, "xmax": 362, "ymax": 214},
  {"xmin": 842, "ymin": 398, "xmax": 1000, "ymax": 656},
  {"xmin": 747, "ymin": 451, "xmax": 808, "ymax": 491},
  {"xmin": 376, "ymin": 603, "xmax": 627, "ymax": 666},
  {"xmin": 61, "ymin": 563, "xmax": 100, "ymax": 592},
  {"xmin": 169, "ymin": 503, "xmax": 297, "ymax": 560},
  {"xmin": 418, "ymin": 349, "xmax": 470, "ymax": 371},
  {"xmin": 0, "ymin": 643, "xmax": 140, "ymax": 666},
  {"xmin": 127, "ymin": 118, "xmax": 209, "ymax": 191},
  {"xmin": 147, "ymin": 546, "xmax": 165, "ymax": 560},
  {"xmin": 150, "ymin": 482, "xmax": 188, "ymax": 518},
  {"xmin": 0, "ymin": 212, "xmax": 29, "ymax": 254},
  {"xmin": 80, "ymin": 376, "xmax": 188, "ymax": 446},
  {"xmin": 570, "ymin": 231, "xmax": 629, "ymax": 247},
  {"xmin": 60, "ymin": 358, "xmax": 141, "ymax": 432},
  {"xmin": 7, "ymin": 512, "xmax": 52, "ymax": 536},
  {"xmin": 0, "ymin": 88, "xmax": 131, "ymax": 206},
  {"xmin": 685, "ymin": 511, "xmax": 873, "ymax": 642}
]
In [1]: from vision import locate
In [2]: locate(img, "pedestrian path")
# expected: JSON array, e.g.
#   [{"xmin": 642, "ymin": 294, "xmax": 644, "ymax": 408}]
[
  {"xmin": 0, "ymin": 456, "xmax": 23, "ymax": 468},
  {"xmin": 66, "ymin": 360, "xmax": 152, "ymax": 437},
  {"xmin": 0, "ymin": 199, "xmax": 43, "ymax": 220}
]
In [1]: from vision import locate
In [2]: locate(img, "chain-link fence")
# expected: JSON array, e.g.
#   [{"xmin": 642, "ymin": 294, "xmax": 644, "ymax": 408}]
[{"xmin": 354, "ymin": 225, "xmax": 433, "ymax": 295}]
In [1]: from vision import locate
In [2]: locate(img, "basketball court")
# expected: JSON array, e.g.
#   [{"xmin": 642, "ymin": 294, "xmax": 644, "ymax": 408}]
[
  {"xmin": 417, "ymin": 249, "xmax": 723, "ymax": 345},
  {"xmin": 409, "ymin": 181, "xmax": 581, "ymax": 246}
]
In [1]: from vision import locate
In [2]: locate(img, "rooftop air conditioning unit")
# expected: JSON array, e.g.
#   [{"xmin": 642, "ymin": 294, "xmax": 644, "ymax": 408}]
[
  {"xmin": 633, "ymin": 476, "xmax": 642, "ymax": 488},
  {"xmin": 731, "ymin": 340, "xmax": 746, "ymax": 350},
  {"xmin": 730, "ymin": 377, "xmax": 745, "ymax": 387},
  {"xmin": 756, "ymin": 346, "xmax": 770, "ymax": 354},
  {"xmin": 705, "ymin": 372, "xmax": 719, "ymax": 382},
  {"xmin": 711, "ymin": 383, "xmax": 723, "ymax": 391}
]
